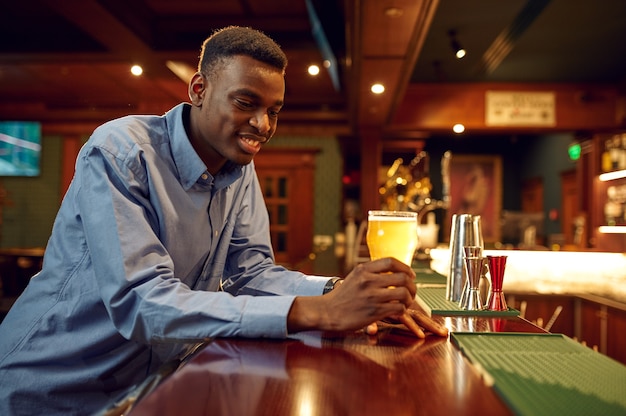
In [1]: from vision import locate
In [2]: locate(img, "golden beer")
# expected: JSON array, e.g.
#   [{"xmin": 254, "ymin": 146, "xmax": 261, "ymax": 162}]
[{"xmin": 366, "ymin": 211, "xmax": 418, "ymax": 265}]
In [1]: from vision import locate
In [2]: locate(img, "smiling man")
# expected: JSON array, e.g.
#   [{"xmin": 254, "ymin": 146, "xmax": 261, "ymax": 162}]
[{"xmin": 0, "ymin": 26, "xmax": 446, "ymax": 415}]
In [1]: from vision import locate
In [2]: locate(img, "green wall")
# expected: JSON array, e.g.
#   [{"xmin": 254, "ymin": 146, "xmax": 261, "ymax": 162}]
[
  {"xmin": 518, "ymin": 133, "xmax": 577, "ymax": 236},
  {"xmin": 267, "ymin": 135, "xmax": 343, "ymax": 238},
  {"xmin": 1, "ymin": 135, "xmax": 62, "ymax": 248}
]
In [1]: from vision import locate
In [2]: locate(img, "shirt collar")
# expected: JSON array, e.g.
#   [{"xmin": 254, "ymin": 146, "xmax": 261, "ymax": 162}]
[{"xmin": 165, "ymin": 103, "xmax": 243, "ymax": 190}]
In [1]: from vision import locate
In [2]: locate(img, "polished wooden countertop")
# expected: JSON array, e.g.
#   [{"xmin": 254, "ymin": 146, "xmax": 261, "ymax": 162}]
[{"xmin": 122, "ymin": 316, "xmax": 546, "ymax": 416}]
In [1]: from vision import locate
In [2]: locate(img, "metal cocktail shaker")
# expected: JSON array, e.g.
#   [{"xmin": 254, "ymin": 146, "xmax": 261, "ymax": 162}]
[{"xmin": 446, "ymin": 214, "xmax": 484, "ymax": 302}]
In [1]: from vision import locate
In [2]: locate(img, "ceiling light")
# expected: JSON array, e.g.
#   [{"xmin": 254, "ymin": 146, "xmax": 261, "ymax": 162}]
[
  {"xmin": 384, "ymin": 7, "xmax": 404, "ymax": 18},
  {"xmin": 453, "ymin": 124, "xmax": 465, "ymax": 134},
  {"xmin": 130, "ymin": 65, "xmax": 143, "ymax": 76},
  {"xmin": 371, "ymin": 83, "xmax": 385, "ymax": 94},
  {"xmin": 454, "ymin": 44, "xmax": 466, "ymax": 59},
  {"xmin": 308, "ymin": 65, "xmax": 320, "ymax": 76},
  {"xmin": 448, "ymin": 30, "xmax": 466, "ymax": 59}
]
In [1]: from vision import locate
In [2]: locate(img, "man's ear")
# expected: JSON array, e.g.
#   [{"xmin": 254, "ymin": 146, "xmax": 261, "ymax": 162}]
[{"xmin": 188, "ymin": 72, "xmax": 206, "ymax": 105}]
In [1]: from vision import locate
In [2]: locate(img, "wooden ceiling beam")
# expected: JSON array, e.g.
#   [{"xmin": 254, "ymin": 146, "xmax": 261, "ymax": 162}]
[
  {"xmin": 40, "ymin": 0, "xmax": 153, "ymax": 58},
  {"xmin": 476, "ymin": 0, "xmax": 551, "ymax": 76},
  {"xmin": 351, "ymin": 0, "xmax": 440, "ymax": 129},
  {"xmin": 39, "ymin": 0, "xmax": 175, "ymax": 78}
]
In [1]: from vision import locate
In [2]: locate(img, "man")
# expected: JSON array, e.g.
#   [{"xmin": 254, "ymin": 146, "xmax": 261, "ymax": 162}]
[{"xmin": 0, "ymin": 26, "xmax": 446, "ymax": 415}]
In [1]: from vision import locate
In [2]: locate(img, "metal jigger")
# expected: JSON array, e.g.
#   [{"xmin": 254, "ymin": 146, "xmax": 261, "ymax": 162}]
[
  {"xmin": 459, "ymin": 254, "xmax": 485, "ymax": 310},
  {"xmin": 459, "ymin": 246, "xmax": 482, "ymax": 308},
  {"xmin": 486, "ymin": 255, "xmax": 508, "ymax": 311}
]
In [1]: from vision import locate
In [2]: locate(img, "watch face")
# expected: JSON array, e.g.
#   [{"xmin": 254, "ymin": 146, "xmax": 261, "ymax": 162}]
[{"xmin": 324, "ymin": 278, "xmax": 339, "ymax": 294}]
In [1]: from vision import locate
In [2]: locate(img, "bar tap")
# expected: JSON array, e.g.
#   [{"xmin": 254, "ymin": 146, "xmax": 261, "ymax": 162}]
[
  {"xmin": 415, "ymin": 150, "xmax": 451, "ymax": 216},
  {"xmin": 379, "ymin": 150, "xmax": 451, "ymax": 216}
]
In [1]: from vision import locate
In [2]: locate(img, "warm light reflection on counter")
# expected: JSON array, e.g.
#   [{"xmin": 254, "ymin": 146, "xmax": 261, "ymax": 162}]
[{"xmin": 295, "ymin": 382, "xmax": 315, "ymax": 416}]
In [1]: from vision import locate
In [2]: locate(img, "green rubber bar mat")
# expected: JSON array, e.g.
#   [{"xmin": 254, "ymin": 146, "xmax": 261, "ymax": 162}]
[
  {"xmin": 413, "ymin": 268, "xmax": 446, "ymax": 286},
  {"xmin": 415, "ymin": 287, "xmax": 519, "ymax": 316},
  {"xmin": 451, "ymin": 333, "xmax": 626, "ymax": 416}
]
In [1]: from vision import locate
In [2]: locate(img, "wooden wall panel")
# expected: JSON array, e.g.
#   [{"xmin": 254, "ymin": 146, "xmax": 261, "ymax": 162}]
[{"xmin": 392, "ymin": 83, "xmax": 620, "ymax": 132}]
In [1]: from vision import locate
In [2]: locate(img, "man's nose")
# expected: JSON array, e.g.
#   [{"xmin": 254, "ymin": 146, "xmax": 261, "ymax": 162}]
[{"xmin": 249, "ymin": 113, "xmax": 270, "ymax": 135}]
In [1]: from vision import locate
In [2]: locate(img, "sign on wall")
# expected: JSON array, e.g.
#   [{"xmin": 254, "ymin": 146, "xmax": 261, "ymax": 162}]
[{"xmin": 485, "ymin": 91, "xmax": 555, "ymax": 126}]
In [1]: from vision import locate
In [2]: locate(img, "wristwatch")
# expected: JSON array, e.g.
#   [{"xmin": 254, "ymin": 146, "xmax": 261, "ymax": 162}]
[{"xmin": 323, "ymin": 277, "xmax": 342, "ymax": 294}]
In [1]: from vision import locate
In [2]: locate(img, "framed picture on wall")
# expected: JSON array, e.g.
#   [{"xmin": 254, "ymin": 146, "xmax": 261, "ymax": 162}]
[{"xmin": 445, "ymin": 154, "xmax": 502, "ymax": 243}]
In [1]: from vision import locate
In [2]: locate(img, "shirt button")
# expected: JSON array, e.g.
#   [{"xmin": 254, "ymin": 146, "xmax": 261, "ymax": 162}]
[
  {"xmin": 214, "ymin": 230, "xmax": 219, "ymax": 237},
  {"xmin": 201, "ymin": 173, "xmax": 208, "ymax": 180}
]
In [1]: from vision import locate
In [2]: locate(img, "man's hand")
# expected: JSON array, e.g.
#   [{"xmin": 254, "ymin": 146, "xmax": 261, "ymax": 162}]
[
  {"xmin": 365, "ymin": 301, "xmax": 449, "ymax": 338},
  {"xmin": 287, "ymin": 258, "xmax": 417, "ymax": 333},
  {"xmin": 406, "ymin": 302, "xmax": 449, "ymax": 337}
]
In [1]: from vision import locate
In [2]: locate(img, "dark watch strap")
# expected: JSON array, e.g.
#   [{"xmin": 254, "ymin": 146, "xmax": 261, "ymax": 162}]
[{"xmin": 323, "ymin": 277, "xmax": 341, "ymax": 294}]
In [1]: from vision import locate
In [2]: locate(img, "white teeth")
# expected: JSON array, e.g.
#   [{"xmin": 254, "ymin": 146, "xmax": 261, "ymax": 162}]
[{"xmin": 242, "ymin": 137, "xmax": 259, "ymax": 146}]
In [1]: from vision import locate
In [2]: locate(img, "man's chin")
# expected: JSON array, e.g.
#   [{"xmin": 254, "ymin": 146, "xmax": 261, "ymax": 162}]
[{"xmin": 233, "ymin": 155, "xmax": 255, "ymax": 167}]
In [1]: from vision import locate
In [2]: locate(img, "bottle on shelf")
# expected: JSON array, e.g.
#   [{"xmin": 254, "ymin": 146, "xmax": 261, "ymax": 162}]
[
  {"xmin": 609, "ymin": 135, "xmax": 622, "ymax": 171},
  {"xmin": 604, "ymin": 184, "xmax": 626, "ymax": 226},
  {"xmin": 602, "ymin": 139, "xmax": 613, "ymax": 173},
  {"xmin": 618, "ymin": 133, "xmax": 626, "ymax": 170}
]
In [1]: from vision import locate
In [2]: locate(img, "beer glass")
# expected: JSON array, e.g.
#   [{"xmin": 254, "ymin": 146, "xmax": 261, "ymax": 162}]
[
  {"xmin": 366, "ymin": 210, "xmax": 418, "ymax": 265},
  {"xmin": 366, "ymin": 210, "xmax": 423, "ymax": 337}
]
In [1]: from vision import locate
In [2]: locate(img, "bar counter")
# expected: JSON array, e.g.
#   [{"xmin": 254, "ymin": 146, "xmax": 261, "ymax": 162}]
[
  {"xmin": 113, "ymin": 316, "xmax": 545, "ymax": 416},
  {"xmin": 98, "ymin": 256, "xmax": 626, "ymax": 416}
]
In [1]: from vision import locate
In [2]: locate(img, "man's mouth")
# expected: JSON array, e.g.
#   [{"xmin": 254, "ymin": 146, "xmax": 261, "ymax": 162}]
[{"xmin": 239, "ymin": 134, "xmax": 264, "ymax": 154}]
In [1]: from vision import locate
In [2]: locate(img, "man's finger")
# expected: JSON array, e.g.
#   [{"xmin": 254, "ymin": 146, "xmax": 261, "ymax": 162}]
[
  {"xmin": 398, "ymin": 313, "xmax": 425, "ymax": 338},
  {"xmin": 365, "ymin": 322, "xmax": 378, "ymax": 335},
  {"xmin": 408, "ymin": 309, "xmax": 448, "ymax": 337},
  {"xmin": 359, "ymin": 257, "xmax": 416, "ymax": 278}
]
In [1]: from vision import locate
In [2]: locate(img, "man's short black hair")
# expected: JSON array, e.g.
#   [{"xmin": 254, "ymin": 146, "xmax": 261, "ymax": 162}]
[{"xmin": 198, "ymin": 26, "xmax": 288, "ymax": 78}]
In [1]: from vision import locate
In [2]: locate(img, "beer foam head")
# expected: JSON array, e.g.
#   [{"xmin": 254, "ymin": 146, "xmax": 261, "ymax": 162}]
[{"xmin": 368, "ymin": 210, "xmax": 417, "ymax": 221}]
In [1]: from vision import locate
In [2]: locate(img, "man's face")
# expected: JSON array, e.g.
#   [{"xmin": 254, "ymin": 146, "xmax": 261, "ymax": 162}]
[{"xmin": 188, "ymin": 55, "xmax": 285, "ymax": 174}]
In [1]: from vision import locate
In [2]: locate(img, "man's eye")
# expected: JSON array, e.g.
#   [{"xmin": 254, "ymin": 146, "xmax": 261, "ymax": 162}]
[
  {"xmin": 235, "ymin": 99, "xmax": 254, "ymax": 109},
  {"xmin": 269, "ymin": 109, "xmax": 280, "ymax": 118}
]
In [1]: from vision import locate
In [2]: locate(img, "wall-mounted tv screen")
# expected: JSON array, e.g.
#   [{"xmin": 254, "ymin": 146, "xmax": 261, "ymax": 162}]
[{"xmin": 0, "ymin": 121, "xmax": 42, "ymax": 177}]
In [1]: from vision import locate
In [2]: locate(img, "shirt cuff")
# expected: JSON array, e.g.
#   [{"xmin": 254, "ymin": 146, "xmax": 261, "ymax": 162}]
[
  {"xmin": 240, "ymin": 295, "xmax": 296, "ymax": 338},
  {"xmin": 295, "ymin": 274, "xmax": 337, "ymax": 295}
]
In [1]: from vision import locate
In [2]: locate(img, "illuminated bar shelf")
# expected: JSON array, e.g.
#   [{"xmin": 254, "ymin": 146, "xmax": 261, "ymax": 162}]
[
  {"xmin": 599, "ymin": 226, "xmax": 626, "ymax": 234},
  {"xmin": 599, "ymin": 169, "xmax": 626, "ymax": 182},
  {"xmin": 598, "ymin": 169, "xmax": 626, "ymax": 233}
]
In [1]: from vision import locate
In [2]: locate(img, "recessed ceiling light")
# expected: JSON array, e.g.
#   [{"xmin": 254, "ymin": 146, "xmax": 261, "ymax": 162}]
[
  {"xmin": 130, "ymin": 65, "xmax": 143, "ymax": 76},
  {"xmin": 453, "ymin": 123, "xmax": 465, "ymax": 134},
  {"xmin": 308, "ymin": 65, "xmax": 320, "ymax": 76},
  {"xmin": 371, "ymin": 83, "xmax": 385, "ymax": 94},
  {"xmin": 384, "ymin": 7, "xmax": 403, "ymax": 18}
]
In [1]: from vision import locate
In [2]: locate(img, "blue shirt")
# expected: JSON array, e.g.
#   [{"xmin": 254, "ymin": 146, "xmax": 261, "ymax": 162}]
[{"xmin": 0, "ymin": 103, "xmax": 329, "ymax": 415}]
